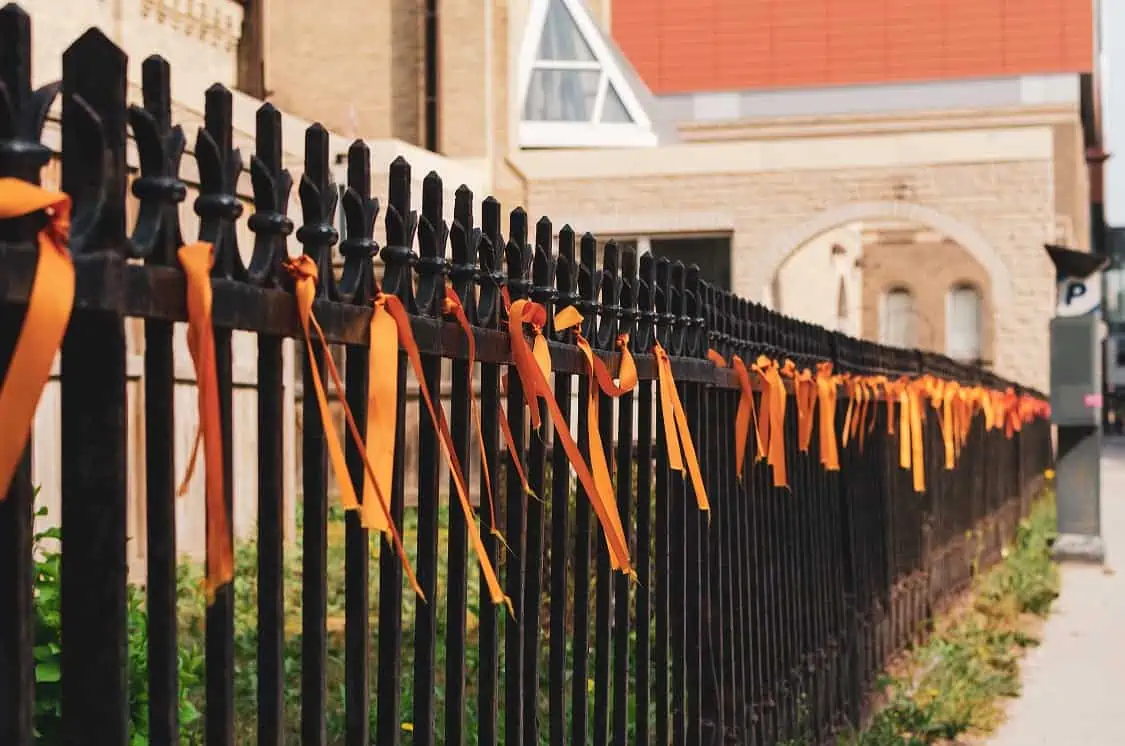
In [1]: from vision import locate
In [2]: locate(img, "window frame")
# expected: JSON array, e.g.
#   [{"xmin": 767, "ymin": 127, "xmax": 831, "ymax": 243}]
[{"xmin": 517, "ymin": 0, "xmax": 659, "ymax": 149}]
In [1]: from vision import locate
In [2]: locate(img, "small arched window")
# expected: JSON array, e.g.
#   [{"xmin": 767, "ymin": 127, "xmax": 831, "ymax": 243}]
[
  {"xmin": 879, "ymin": 287, "xmax": 917, "ymax": 347},
  {"xmin": 946, "ymin": 283, "xmax": 983, "ymax": 362},
  {"xmin": 836, "ymin": 278, "xmax": 849, "ymax": 325}
]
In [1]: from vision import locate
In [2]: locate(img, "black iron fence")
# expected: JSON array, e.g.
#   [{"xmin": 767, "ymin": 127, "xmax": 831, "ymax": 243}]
[{"xmin": 0, "ymin": 9, "xmax": 1053, "ymax": 746}]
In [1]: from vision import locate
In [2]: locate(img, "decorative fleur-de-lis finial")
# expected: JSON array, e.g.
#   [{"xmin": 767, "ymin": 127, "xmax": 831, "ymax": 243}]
[
  {"xmin": 0, "ymin": 4, "xmax": 58, "ymax": 207},
  {"xmin": 619, "ymin": 245, "xmax": 638, "ymax": 352},
  {"xmin": 337, "ymin": 139, "xmax": 379, "ymax": 304},
  {"xmin": 577, "ymin": 232, "xmax": 598, "ymax": 341},
  {"xmin": 669, "ymin": 261, "xmax": 686, "ymax": 356},
  {"xmin": 635, "ymin": 251, "xmax": 656, "ymax": 353},
  {"xmin": 247, "ymin": 103, "xmax": 294, "ymax": 288},
  {"xmin": 448, "ymin": 185, "xmax": 478, "ymax": 323},
  {"xmin": 381, "ymin": 155, "xmax": 417, "ymax": 307},
  {"xmin": 475, "ymin": 195, "xmax": 504, "ymax": 329},
  {"xmin": 414, "ymin": 171, "xmax": 448, "ymax": 317},
  {"xmin": 194, "ymin": 84, "xmax": 245, "ymax": 279},
  {"xmin": 685, "ymin": 263, "xmax": 704, "ymax": 359},
  {"xmin": 654, "ymin": 256, "xmax": 672, "ymax": 350},
  {"xmin": 129, "ymin": 56, "xmax": 187, "ymax": 265},
  {"xmin": 505, "ymin": 207, "xmax": 532, "ymax": 303},
  {"xmin": 62, "ymin": 27, "xmax": 127, "ymax": 255},
  {"xmin": 295, "ymin": 123, "xmax": 338, "ymax": 299},
  {"xmin": 596, "ymin": 240, "xmax": 620, "ymax": 352},
  {"xmin": 531, "ymin": 216, "xmax": 556, "ymax": 315},
  {"xmin": 553, "ymin": 226, "xmax": 579, "ymax": 343}
]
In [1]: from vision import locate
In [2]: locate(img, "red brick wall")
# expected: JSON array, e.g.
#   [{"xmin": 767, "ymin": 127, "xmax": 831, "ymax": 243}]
[{"xmin": 612, "ymin": 0, "xmax": 1093, "ymax": 95}]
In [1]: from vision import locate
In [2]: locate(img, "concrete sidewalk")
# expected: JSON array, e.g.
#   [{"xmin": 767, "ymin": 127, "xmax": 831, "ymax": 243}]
[{"xmin": 986, "ymin": 438, "xmax": 1125, "ymax": 746}]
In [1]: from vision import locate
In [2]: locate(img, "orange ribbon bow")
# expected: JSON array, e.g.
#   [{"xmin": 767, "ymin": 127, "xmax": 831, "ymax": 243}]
[
  {"xmin": 782, "ymin": 360, "xmax": 818, "ymax": 454},
  {"xmin": 369, "ymin": 286, "xmax": 512, "ymax": 614},
  {"xmin": 554, "ymin": 306, "xmax": 636, "ymax": 572},
  {"xmin": 731, "ymin": 354, "xmax": 762, "ymax": 479},
  {"xmin": 816, "ymin": 362, "xmax": 840, "ymax": 471},
  {"xmin": 505, "ymin": 298, "xmax": 632, "ymax": 574},
  {"xmin": 284, "ymin": 255, "xmax": 423, "ymax": 600},
  {"xmin": 175, "ymin": 241, "xmax": 233, "ymax": 602},
  {"xmin": 752, "ymin": 356, "xmax": 788, "ymax": 489},
  {"xmin": 0, "ymin": 180, "xmax": 74, "ymax": 501}
]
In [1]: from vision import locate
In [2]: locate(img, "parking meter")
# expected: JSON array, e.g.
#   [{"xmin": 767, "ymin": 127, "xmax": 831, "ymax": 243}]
[{"xmin": 1046, "ymin": 244, "xmax": 1108, "ymax": 563}]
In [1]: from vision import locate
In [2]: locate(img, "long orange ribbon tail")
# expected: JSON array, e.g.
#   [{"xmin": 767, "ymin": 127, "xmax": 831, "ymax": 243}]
[
  {"xmin": 654, "ymin": 342, "xmax": 710, "ymax": 512},
  {"xmin": 0, "ymin": 180, "xmax": 74, "ymax": 500},
  {"xmin": 377, "ymin": 292, "xmax": 513, "ymax": 614},
  {"xmin": 283, "ymin": 256, "xmax": 424, "ymax": 600},
  {"xmin": 816, "ymin": 362, "xmax": 840, "ymax": 471},
  {"xmin": 175, "ymin": 242, "xmax": 233, "ymax": 603},
  {"xmin": 507, "ymin": 299, "xmax": 632, "ymax": 574},
  {"xmin": 731, "ymin": 355, "xmax": 762, "ymax": 479},
  {"xmin": 442, "ymin": 288, "xmax": 507, "ymax": 544}
]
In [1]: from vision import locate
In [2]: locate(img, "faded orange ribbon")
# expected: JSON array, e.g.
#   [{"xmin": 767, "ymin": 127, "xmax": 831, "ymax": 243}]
[
  {"xmin": 707, "ymin": 348, "xmax": 728, "ymax": 368},
  {"xmin": 370, "ymin": 288, "xmax": 512, "ymax": 614},
  {"xmin": 284, "ymin": 256, "xmax": 424, "ymax": 600},
  {"xmin": 0, "ymin": 180, "xmax": 74, "ymax": 501},
  {"xmin": 654, "ymin": 342, "xmax": 710, "ymax": 513},
  {"xmin": 554, "ymin": 306, "xmax": 636, "ymax": 571},
  {"xmin": 175, "ymin": 241, "xmax": 233, "ymax": 602},
  {"xmin": 506, "ymin": 298, "xmax": 632, "ymax": 574},
  {"xmin": 753, "ymin": 356, "xmax": 788, "ymax": 489}
]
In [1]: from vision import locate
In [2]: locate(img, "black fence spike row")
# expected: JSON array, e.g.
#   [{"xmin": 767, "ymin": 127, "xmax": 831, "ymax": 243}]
[{"xmin": 0, "ymin": 9, "xmax": 1054, "ymax": 746}]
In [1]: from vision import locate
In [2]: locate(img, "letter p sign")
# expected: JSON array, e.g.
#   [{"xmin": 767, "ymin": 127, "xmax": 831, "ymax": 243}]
[{"xmin": 1057, "ymin": 277, "xmax": 1100, "ymax": 317}]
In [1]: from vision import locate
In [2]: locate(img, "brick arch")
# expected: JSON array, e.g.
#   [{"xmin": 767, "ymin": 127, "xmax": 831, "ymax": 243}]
[{"xmin": 755, "ymin": 201, "xmax": 1014, "ymax": 316}]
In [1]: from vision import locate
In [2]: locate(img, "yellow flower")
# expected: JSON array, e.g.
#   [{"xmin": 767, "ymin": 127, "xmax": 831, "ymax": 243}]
[
  {"xmin": 1045, "ymin": 468, "xmax": 1056, "ymax": 480},
  {"xmin": 402, "ymin": 723, "xmax": 414, "ymax": 733}
]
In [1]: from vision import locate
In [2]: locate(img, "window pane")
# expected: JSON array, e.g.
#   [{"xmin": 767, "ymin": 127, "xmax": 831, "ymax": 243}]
[
  {"xmin": 946, "ymin": 285, "xmax": 982, "ymax": 362},
  {"xmin": 524, "ymin": 69, "xmax": 601, "ymax": 121},
  {"xmin": 538, "ymin": 0, "xmax": 595, "ymax": 61},
  {"xmin": 601, "ymin": 84, "xmax": 633, "ymax": 123},
  {"xmin": 880, "ymin": 289, "xmax": 917, "ymax": 347},
  {"xmin": 651, "ymin": 235, "xmax": 732, "ymax": 291}
]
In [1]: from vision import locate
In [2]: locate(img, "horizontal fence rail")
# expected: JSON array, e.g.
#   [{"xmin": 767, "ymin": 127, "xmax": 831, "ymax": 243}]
[{"xmin": 0, "ymin": 8, "xmax": 1054, "ymax": 746}]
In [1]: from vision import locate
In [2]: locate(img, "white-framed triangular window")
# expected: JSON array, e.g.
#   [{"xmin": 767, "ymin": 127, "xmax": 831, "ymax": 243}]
[{"xmin": 518, "ymin": 0, "xmax": 660, "ymax": 148}]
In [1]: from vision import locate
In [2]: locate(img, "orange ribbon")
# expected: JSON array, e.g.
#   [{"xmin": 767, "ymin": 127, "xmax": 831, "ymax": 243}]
[
  {"xmin": 753, "ymin": 356, "xmax": 788, "ymax": 489},
  {"xmin": 284, "ymin": 256, "xmax": 423, "ymax": 600},
  {"xmin": 0, "ymin": 180, "xmax": 74, "ymax": 501},
  {"xmin": 707, "ymin": 348, "xmax": 728, "ymax": 368},
  {"xmin": 174, "ymin": 241, "xmax": 233, "ymax": 603},
  {"xmin": 371, "ymin": 289, "xmax": 512, "ymax": 614},
  {"xmin": 554, "ymin": 306, "xmax": 636, "ymax": 570},
  {"xmin": 441, "ymin": 288, "xmax": 506, "ymax": 544},
  {"xmin": 731, "ymin": 354, "xmax": 762, "ymax": 479},
  {"xmin": 782, "ymin": 361, "xmax": 818, "ymax": 454},
  {"xmin": 816, "ymin": 362, "xmax": 840, "ymax": 471},
  {"xmin": 654, "ymin": 342, "xmax": 710, "ymax": 513},
  {"xmin": 506, "ymin": 298, "xmax": 632, "ymax": 574}
]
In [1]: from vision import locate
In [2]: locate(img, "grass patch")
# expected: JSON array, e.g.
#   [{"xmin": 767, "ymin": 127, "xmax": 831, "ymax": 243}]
[{"xmin": 840, "ymin": 489, "xmax": 1059, "ymax": 746}]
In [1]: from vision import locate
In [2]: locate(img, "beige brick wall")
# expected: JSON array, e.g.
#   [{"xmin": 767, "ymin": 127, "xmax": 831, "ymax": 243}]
[
  {"xmin": 861, "ymin": 235, "xmax": 995, "ymax": 364},
  {"xmin": 26, "ymin": 0, "xmax": 243, "ymax": 97},
  {"xmin": 525, "ymin": 158, "xmax": 1056, "ymax": 391},
  {"xmin": 265, "ymin": 0, "xmax": 423, "ymax": 142}
]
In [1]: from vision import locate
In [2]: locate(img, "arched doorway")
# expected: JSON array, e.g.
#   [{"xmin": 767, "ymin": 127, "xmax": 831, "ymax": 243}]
[{"xmin": 771, "ymin": 211, "xmax": 995, "ymax": 365}]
